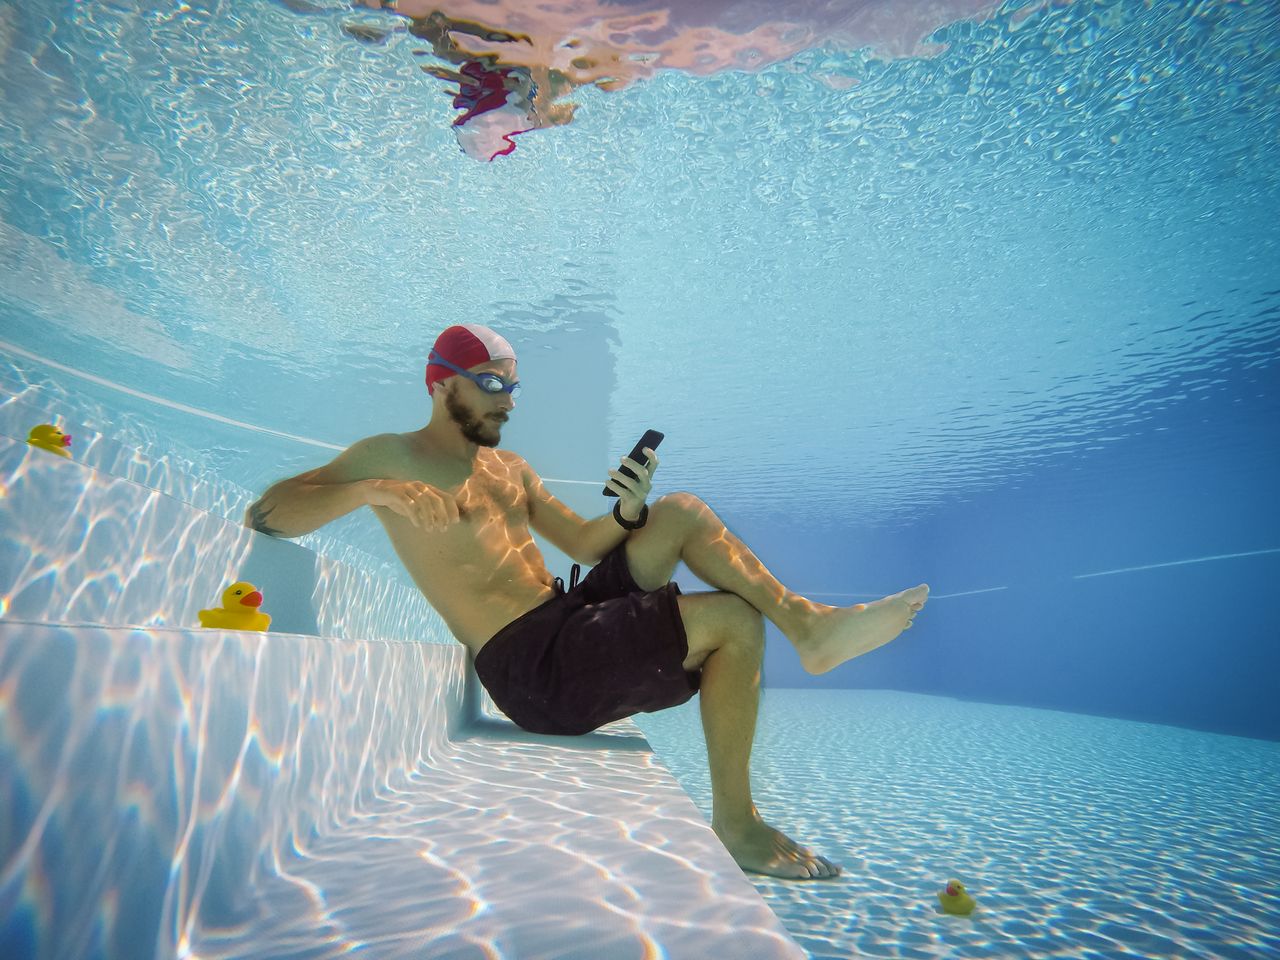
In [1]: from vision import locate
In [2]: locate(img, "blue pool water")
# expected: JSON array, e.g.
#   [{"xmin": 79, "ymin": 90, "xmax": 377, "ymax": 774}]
[{"xmin": 2, "ymin": 0, "xmax": 1278, "ymax": 957}]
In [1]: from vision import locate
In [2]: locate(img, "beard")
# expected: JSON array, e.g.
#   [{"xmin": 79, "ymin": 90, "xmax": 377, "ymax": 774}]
[{"xmin": 445, "ymin": 387, "xmax": 504, "ymax": 447}]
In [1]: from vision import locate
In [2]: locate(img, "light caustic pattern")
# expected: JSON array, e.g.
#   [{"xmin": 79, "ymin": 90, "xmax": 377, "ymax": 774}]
[
  {"xmin": 0, "ymin": 429, "xmax": 449, "ymax": 643},
  {"xmin": 0, "ymin": 623, "xmax": 801, "ymax": 959},
  {"xmin": 0, "ymin": 435, "xmax": 253, "ymax": 630},
  {"xmin": 637, "ymin": 690, "xmax": 1280, "ymax": 960}
]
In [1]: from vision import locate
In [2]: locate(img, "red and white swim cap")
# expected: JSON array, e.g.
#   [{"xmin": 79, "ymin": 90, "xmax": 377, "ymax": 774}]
[{"xmin": 426, "ymin": 324, "xmax": 517, "ymax": 395}]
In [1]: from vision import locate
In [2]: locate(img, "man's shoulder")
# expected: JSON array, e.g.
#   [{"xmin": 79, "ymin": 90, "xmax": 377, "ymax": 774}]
[
  {"xmin": 349, "ymin": 432, "xmax": 413, "ymax": 459},
  {"xmin": 333, "ymin": 433, "xmax": 416, "ymax": 474}
]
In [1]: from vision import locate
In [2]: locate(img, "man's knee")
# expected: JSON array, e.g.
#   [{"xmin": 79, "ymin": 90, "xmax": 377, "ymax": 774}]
[
  {"xmin": 731, "ymin": 597, "xmax": 766, "ymax": 651},
  {"xmin": 654, "ymin": 491, "xmax": 711, "ymax": 526},
  {"xmin": 713, "ymin": 595, "xmax": 764, "ymax": 670},
  {"xmin": 682, "ymin": 591, "xmax": 762, "ymax": 645},
  {"xmin": 677, "ymin": 591, "xmax": 762, "ymax": 670}
]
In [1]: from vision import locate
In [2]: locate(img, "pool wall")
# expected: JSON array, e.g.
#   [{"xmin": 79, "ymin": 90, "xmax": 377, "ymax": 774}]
[{"xmin": 1, "ymin": 620, "xmax": 472, "ymax": 958}]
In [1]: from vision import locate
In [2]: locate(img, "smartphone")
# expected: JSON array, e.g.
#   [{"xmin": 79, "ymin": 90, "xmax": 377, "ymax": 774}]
[{"xmin": 603, "ymin": 429, "xmax": 665, "ymax": 497}]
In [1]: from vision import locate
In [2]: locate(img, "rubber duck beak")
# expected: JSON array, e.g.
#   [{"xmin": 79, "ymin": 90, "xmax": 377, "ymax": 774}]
[
  {"xmin": 241, "ymin": 591, "xmax": 263, "ymax": 608},
  {"xmin": 62, "ymin": 435, "xmax": 72, "ymax": 446}
]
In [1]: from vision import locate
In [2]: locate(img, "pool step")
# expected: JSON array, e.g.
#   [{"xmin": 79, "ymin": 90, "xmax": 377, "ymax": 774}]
[
  {"xmin": 0, "ymin": 433, "xmax": 443, "ymax": 645},
  {"xmin": 0, "ymin": 438, "xmax": 808, "ymax": 958}
]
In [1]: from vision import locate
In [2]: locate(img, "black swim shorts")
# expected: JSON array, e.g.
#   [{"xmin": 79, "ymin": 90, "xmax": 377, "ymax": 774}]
[{"xmin": 472, "ymin": 542, "xmax": 701, "ymax": 736}]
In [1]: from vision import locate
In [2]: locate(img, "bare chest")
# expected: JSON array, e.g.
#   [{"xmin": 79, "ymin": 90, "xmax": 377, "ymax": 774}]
[
  {"xmin": 423, "ymin": 457, "xmax": 526, "ymax": 525},
  {"xmin": 373, "ymin": 449, "xmax": 549, "ymax": 648}
]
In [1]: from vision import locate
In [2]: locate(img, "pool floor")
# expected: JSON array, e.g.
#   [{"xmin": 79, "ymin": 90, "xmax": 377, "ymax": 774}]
[{"xmin": 635, "ymin": 689, "xmax": 1280, "ymax": 960}]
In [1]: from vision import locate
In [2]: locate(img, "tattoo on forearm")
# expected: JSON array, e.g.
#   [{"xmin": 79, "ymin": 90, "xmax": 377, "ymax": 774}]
[{"xmin": 247, "ymin": 500, "xmax": 284, "ymax": 538}]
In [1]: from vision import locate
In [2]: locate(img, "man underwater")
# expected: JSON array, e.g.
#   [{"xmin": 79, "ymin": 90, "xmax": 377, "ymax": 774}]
[{"xmin": 246, "ymin": 323, "xmax": 929, "ymax": 880}]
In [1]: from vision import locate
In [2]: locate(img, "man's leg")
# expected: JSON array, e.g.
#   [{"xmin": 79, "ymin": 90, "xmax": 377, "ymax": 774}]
[
  {"xmin": 625, "ymin": 493, "xmax": 928, "ymax": 674},
  {"xmin": 625, "ymin": 493, "xmax": 813, "ymax": 639},
  {"xmin": 624, "ymin": 493, "xmax": 927, "ymax": 880},
  {"xmin": 676, "ymin": 590, "xmax": 842, "ymax": 879}
]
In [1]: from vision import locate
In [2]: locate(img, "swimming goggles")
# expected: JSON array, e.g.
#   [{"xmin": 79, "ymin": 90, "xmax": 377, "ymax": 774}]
[{"xmin": 429, "ymin": 351, "xmax": 522, "ymax": 398}]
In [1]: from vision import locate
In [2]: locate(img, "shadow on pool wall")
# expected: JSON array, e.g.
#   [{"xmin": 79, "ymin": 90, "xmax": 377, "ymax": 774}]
[{"xmin": 727, "ymin": 375, "xmax": 1280, "ymax": 742}]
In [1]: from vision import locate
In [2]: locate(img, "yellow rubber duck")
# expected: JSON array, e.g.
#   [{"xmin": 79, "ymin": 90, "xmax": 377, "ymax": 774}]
[
  {"xmin": 937, "ymin": 880, "xmax": 977, "ymax": 915},
  {"xmin": 198, "ymin": 581, "xmax": 272, "ymax": 631},
  {"xmin": 27, "ymin": 423, "xmax": 73, "ymax": 458}
]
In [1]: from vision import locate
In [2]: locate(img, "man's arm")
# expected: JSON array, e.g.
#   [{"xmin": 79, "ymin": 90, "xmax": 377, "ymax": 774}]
[
  {"xmin": 246, "ymin": 435, "xmax": 460, "ymax": 538},
  {"xmin": 518, "ymin": 455, "xmax": 628, "ymax": 565},
  {"xmin": 245, "ymin": 436, "xmax": 392, "ymax": 538}
]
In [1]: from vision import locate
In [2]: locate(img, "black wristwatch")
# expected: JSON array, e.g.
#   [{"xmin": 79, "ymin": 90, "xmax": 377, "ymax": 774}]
[{"xmin": 613, "ymin": 500, "xmax": 649, "ymax": 530}]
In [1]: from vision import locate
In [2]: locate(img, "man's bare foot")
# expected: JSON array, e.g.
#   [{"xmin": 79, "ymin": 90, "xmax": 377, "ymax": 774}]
[
  {"xmin": 713, "ymin": 817, "xmax": 842, "ymax": 881},
  {"xmin": 794, "ymin": 585, "xmax": 929, "ymax": 675}
]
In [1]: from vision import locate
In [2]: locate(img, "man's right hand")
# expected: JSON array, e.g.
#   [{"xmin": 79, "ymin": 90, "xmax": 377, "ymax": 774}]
[{"xmin": 365, "ymin": 479, "xmax": 460, "ymax": 532}]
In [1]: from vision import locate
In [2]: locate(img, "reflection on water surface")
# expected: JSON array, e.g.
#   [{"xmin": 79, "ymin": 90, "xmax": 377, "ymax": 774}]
[{"xmin": 330, "ymin": 0, "xmax": 1003, "ymax": 158}]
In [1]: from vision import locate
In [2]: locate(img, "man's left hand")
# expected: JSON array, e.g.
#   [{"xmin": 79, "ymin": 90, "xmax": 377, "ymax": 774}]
[{"xmin": 606, "ymin": 447, "xmax": 659, "ymax": 520}]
